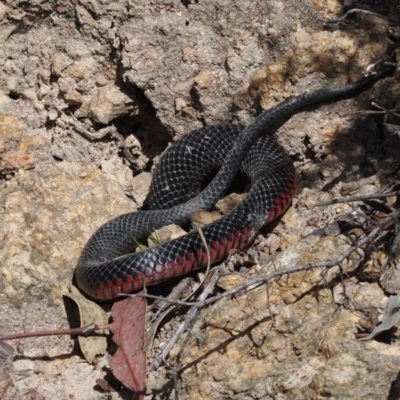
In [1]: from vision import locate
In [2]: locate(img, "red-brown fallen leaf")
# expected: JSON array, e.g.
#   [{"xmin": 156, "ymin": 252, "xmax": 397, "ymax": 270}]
[{"xmin": 109, "ymin": 296, "xmax": 147, "ymax": 397}]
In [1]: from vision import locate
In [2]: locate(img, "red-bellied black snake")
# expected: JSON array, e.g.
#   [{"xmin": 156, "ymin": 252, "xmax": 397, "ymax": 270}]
[{"xmin": 75, "ymin": 65, "xmax": 394, "ymax": 300}]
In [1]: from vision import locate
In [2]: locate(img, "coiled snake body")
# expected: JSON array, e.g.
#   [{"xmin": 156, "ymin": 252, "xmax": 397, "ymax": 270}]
[{"xmin": 76, "ymin": 66, "xmax": 393, "ymax": 300}]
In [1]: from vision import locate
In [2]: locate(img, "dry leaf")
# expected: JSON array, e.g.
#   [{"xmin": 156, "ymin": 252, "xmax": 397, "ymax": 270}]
[
  {"xmin": 66, "ymin": 285, "xmax": 109, "ymax": 364},
  {"xmin": 359, "ymin": 292, "xmax": 400, "ymax": 341},
  {"xmin": 110, "ymin": 296, "xmax": 147, "ymax": 396}
]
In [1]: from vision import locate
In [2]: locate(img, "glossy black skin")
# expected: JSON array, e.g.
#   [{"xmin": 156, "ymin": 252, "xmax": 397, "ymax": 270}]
[{"xmin": 75, "ymin": 66, "xmax": 394, "ymax": 300}]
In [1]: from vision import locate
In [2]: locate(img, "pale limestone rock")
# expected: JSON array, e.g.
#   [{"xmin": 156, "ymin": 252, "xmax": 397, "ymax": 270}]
[
  {"xmin": 148, "ymin": 224, "xmax": 187, "ymax": 248},
  {"xmin": 0, "ymin": 162, "xmax": 134, "ymax": 305},
  {"xmin": 0, "ymin": 151, "xmax": 35, "ymax": 172},
  {"xmin": 0, "ymin": 114, "xmax": 23, "ymax": 153},
  {"xmin": 51, "ymin": 52, "xmax": 70, "ymax": 78},
  {"xmin": 65, "ymin": 90, "xmax": 83, "ymax": 106},
  {"xmin": 194, "ymin": 70, "xmax": 214, "ymax": 89},
  {"xmin": 131, "ymin": 171, "xmax": 152, "ymax": 207},
  {"xmin": 88, "ymin": 86, "xmax": 138, "ymax": 124},
  {"xmin": 190, "ymin": 210, "xmax": 221, "ymax": 228},
  {"xmin": 215, "ymin": 193, "xmax": 246, "ymax": 215}
]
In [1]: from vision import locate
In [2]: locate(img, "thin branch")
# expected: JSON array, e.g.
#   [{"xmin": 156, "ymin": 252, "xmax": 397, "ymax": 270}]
[
  {"xmin": 192, "ymin": 224, "xmax": 211, "ymax": 290},
  {"xmin": 314, "ymin": 191, "xmax": 400, "ymax": 207},
  {"xmin": 70, "ymin": 120, "xmax": 143, "ymax": 167},
  {"xmin": 7, "ymin": 206, "xmax": 395, "ymax": 365},
  {"xmin": 69, "ymin": 120, "xmax": 117, "ymax": 140},
  {"xmin": 151, "ymin": 267, "xmax": 221, "ymax": 370},
  {"xmin": 0, "ymin": 323, "xmax": 106, "ymax": 341},
  {"xmin": 130, "ymin": 209, "xmax": 400, "ymax": 314},
  {"xmin": 144, "ymin": 278, "xmax": 193, "ymax": 353},
  {"xmin": 151, "ymin": 223, "xmax": 214, "ymax": 373},
  {"xmin": 151, "ymin": 278, "xmax": 192, "ymax": 319},
  {"xmin": 128, "ymin": 293, "xmax": 198, "ymax": 307},
  {"xmin": 371, "ymin": 102, "xmax": 400, "ymax": 118},
  {"xmin": 198, "ymin": 209, "xmax": 400, "ymax": 308},
  {"xmin": 324, "ymin": 8, "xmax": 395, "ymax": 25},
  {"xmin": 170, "ymin": 225, "xmax": 214, "ymax": 398},
  {"xmin": 145, "ymin": 225, "xmax": 212, "ymax": 353},
  {"xmin": 175, "ymin": 271, "xmax": 219, "ymax": 400}
]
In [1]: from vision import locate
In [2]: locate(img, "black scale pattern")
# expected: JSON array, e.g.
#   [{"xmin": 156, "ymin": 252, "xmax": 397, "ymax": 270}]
[
  {"xmin": 75, "ymin": 66, "xmax": 394, "ymax": 300},
  {"xmin": 148, "ymin": 125, "xmax": 241, "ymax": 210}
]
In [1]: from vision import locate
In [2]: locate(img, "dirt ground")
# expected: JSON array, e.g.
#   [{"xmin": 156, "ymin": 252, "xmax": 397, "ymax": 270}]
[{"xmin": 1, "ymin": 0, "xmax": 400, "ymax": 399}]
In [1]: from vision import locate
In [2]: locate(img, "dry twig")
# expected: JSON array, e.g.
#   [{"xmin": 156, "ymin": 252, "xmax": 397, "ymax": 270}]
[
  {"xmin": 144, "ymin": 224, "xmax": 213, "ymax": 352},
  {"xmin": 132, "ymin": 209, "xmax": 400, "ymax": 312},
  {"xmin": 314, "ymin": 191, "xmax": 400, "ymax": 207},
  {"xmin": 324, "ymin": 8, "xmax": 395, "ymax": 25},
  {"xmin": 0, "ymin": 323, "xmax": 105, "ymax": 341},
  {"xmin": 151, "ymin": 223, "xmax": 213, "ymax": 373},
  {"xmin": 70, "ymin": 120, "xmax": 143, "ymax": 167}
]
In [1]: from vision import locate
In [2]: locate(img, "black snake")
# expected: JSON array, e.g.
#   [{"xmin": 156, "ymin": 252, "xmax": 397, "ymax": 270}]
[{"xmin": 75, "ymin": 65, "xmax": 393, "ymax": 300}]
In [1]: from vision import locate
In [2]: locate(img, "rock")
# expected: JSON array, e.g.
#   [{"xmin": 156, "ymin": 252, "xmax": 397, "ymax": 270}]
[
  {"xmin": 57, "ymin": 77, "xmax": 71, "ymax": 94},
  {"xmin": 0, "ymin": 0, "xmax": 398, "ymax": 398},
  {"xmin": 194, "ymin": 70, "xmax": 214, "ymax": 89},
  {"xmin": 0, "ymin": 162, "xmax": 134, "ymax": 303},
  {"xmin": 66, "ymin": 62, "xmax": 85, "ymax": 81},
  {"xmin": 174, "ymin": 234, "xmax": 399, "ymax": 399},
  {"xmin": 65, "ymin": 90, "xmax": 84, "ymax": 106},
  {"xmin": 19, "ymin": 136, "xmax": 50, "ymax": 154},
  {"xmin": 232, "ymin": 82, "xmax": 252, "ymax": 110},
  {"xmin": 6, "ymin": 77, "xmax": 18, "ymax": 92},
  {"xmin": 0, "ymin": 114, "xmax": 23, "ymax": 153},
  {"xmin": 147, "ymin": 224, "xmax": 187, "ymax": 248},
  {"xmin": 0, "ymin": 3, "xmax": 8, "ymax": 22},
  {"xmin": 381, "ymin": 262, "xmax": 400, "ymax": 294},
  {"xmin": 75, "ymin": 5, "xmax": 96, "ymax": 30},
  {"xmin": 124, "ymin": 134, "xmax": 149, "ymax": 171},
  {"xmin": 47, "ymin": 109, "xmax": 58, "ymax": 121},
  {"xmin": 333, "ymin": 279, "xmax": 387, "ymax": 311},
  {"xmin": 320, "ymin": 154, "xmax": 342, "ymax": 179},
  {"xmin": 131, "ymin": 171, "xmax": 152, "ymax": 207},
  {"xmin": 95, "ymin": 74, "xmax": 108, "ymax": 87},
  {"xmin": 263, "ymin": 232, "xmax": 281, "ymax": 254},
  {"xmin": 297, "ymin": 188, "xmax": 330, "ymax": 209},
  {"xmin": 215, "ymin": 193, "xmax": 246, "ymax": 215},
  {"xmin": 88, "ymin": 86, "xmax": 138, "ymax": 124},
  {"xmin": 175, "ymin": 98, "xmax": 186, "ymax": 111},
  {"xmin": 345, "ymin": 184, "xmax": 379, "ymax": 197},
  {"xmin": 191, "ymin": 210, "xmax": 221, "ymax": 228},
  {"xmin": 38, "ymin": 68, "xmax": 51, "ymax": 85},
  {"xmin": 180, "ymin": 106, "xmax": 197, "ymax": 119},
  {"xmin": 173, "ymin": 80, "xmax": 193, "ymax": 93},
  {"xmin": 51, "ymin": 52, "xmax": 69, "ymax": 78},
  {"xmin": 100, "ymin": 155, "xmax": 135, "ymax": 196},
  {"xmin": 0, "ymin": 364, "xmax": 24, "ymax": 400},
  {"xmin": 0, "ymin": 152, "xmax": 35, "ymax": 172}
]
